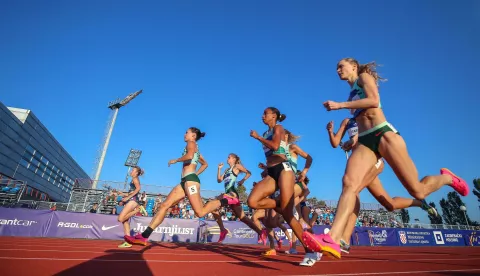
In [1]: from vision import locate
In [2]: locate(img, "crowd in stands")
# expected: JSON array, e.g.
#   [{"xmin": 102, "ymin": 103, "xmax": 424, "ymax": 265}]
[{"xmin": 80, "ymin": 189, "xmax": 400, "ymax": 228}]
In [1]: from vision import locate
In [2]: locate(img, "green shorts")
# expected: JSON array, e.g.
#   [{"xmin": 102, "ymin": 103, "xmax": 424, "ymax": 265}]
[
  {"xmin": 180, "ymin": 172, "xmax": 200, "ymax": 190},
  {"xmin": 295, "ymin": 182, "xmax": 304, "ymax": 189},
  {"xmin": 358, "ymin": 121, "xmax": 400, "ymax": 154}
]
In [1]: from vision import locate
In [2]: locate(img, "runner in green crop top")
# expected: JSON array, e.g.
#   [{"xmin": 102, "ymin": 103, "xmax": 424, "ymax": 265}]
[
  {"xmin": 248, "ymin": 107, "xmax": 318, "ymax": 266},
  {"xmin": 211, "ymin": 153, "xmax": 265, "ymax": 243},
  {"xmin": 304, "ymin": 58, "xmax": 469, "ymax": 260},
  {"xmin": 125, "ymin": 127, "xmax": 239, "ymax": 247}
]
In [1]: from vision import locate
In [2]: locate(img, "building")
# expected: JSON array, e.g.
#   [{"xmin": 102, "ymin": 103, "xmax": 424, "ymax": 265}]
[{"xmin": 0, "ymin": 101, "xmax": 90, "ymax": 202}]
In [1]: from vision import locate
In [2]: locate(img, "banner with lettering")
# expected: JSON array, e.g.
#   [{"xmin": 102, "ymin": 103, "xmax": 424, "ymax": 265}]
[
  {"xmin": 0, "ymin": 207, "xmax": 52, "ymax": 237},
  {"xmin": 354, "ymin": 227, "xmax": 398, "ymax": 246},
  {"xmin": 131, "ymin": 216, "xmax": 198, "ymax": 243}
]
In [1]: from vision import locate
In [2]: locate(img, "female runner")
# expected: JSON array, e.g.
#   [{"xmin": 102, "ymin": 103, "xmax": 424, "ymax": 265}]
[
  {"xmin": 327, "ymin": 118, "xmax": 439, "ymax": 253},
  {"xmin": 303, "ymin": 58, "xmax": 468, "ymax": 259},
  {"xmin": 248, "ymin": 107, "xmax": 318, "ymax": 266},
  {"xmin": 117, "ymin": 166, "xmax": 144, "ymax": 248},
  {"xmin": 125, "ymin": 127, "xmax": 239, "ymax": 246},
  {"xmin": 213, "ymin": 153, "xmax": 266, "ymax": 243}
]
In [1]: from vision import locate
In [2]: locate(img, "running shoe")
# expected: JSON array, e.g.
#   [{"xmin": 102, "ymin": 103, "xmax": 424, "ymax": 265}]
[
  {"xmin": 118, "ymin": 241, "xmax": 132, "ymax": 248},
  {"xmin": 299, "ymin": 252, "xmax": 317, "ymax": 267},
  {"xmin": 285, "ymin": 248, "xmax": 298, "ymax": 254},
  {"xmin": 261, "ymin": 248, "xmax": 277, "ymax": 256},
  {"xmin": 420, "ymin": 199, "xmax": 439, "ymax": 217},
  {"xmin": 340, "ymin": 239, "xmax": 350, "ymax": 254},
  {"xmin": 276, "ymin": 239, "xmax": 282, "ymax": 251},
  {"xmin": 441, "ymin": 168, "xmax": 469, "ymax": 196},
  {"xmin": 302, "ymin": 232, "xmax": 341, "ymax": 259},
  {"xmin": 124, "ymin": 233, "xmax": 148, "ymax": 246},
  {"xmin": 218, "ymin": 229, "xmax": 228, "ymax": 243}
]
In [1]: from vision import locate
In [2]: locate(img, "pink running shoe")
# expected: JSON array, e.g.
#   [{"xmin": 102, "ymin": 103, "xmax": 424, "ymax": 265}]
[
  {"xmin": 124, "ymin": 233, "xmax": 148, "ymax": 246},
  {"xmin": 222, "ymin": 194, "xmax": 240, "ymax": 205},
  {"xmin": 277, "ymin": 239, "xmax": 282, "ymax": 251},
  {"xmin": 441, "ymin": 168, "xmax": 469, "ymax": 196},
  {"xmin": 302, "ymin": 232, "xmax": 341, "ymax": 259},
  {"xmin": 218, "ymin": 229, "xmax": 228, "ymax": 243}
]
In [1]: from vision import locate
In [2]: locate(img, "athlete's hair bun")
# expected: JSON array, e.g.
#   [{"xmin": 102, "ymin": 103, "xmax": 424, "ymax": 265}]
[
  {"xmin": 200, "ymin": 132, "xmax": 206, "ymax": 138},
  {"xmin": 278, "ymin": 114, "xmax": 287, "ymax": 122}
]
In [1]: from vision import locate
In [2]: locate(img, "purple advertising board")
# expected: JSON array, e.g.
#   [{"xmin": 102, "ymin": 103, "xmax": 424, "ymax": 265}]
[
  {"xmin": 131, "ymin": 216, "xmax": 198, "ymax": 243},
  {"xmin": 199, "ymin": 220, "xmax": 259, "ymax": 244},
  {"xmin": 354, "ymin": 227, "xmax": 398, "ymax": 246},
  {"xmin": 1, "ymin": 207, "xmax": 479, "ymax": 248},
  {"xmin": 0, "ymin": 207, "xmax": 52, "ymax": 237},
  {"xmin": 46, "ymin": 211, "xmax": 100, "ymax": 239}
]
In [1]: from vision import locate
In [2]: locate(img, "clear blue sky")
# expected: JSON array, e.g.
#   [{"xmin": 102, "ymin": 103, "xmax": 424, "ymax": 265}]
[{"xmin": 1, "ymin": 1, "xmax": 479, "ymax": 224}]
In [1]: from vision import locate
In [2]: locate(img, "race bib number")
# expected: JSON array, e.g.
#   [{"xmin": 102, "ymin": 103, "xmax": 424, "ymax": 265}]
[
  {"xmin": 188, "ymin": 185, "xmax": 198, "ymax": 195},
  {"xmin": 282, "ymin": 162, "xmax": 292, "ymax": 171},
  {"xmin": 347, "ymin": 126, "xmax": 358, "ymax": 137}
]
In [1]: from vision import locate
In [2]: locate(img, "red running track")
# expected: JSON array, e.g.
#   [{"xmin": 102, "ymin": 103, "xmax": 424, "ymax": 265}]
[{"xmin": 1, "ymin": 237, "xmax": 480, "ymax": 276}]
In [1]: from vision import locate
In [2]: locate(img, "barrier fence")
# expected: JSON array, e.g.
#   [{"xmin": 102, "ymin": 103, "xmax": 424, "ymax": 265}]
[{"xmin": 0, "ymin": 207, "xmax": 479, "ymax": 247}]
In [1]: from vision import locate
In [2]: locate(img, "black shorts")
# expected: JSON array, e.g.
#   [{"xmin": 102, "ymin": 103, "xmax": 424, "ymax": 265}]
[{"xmin": 267, "ymin": 161, "xmax": 294, "ymax": 194}]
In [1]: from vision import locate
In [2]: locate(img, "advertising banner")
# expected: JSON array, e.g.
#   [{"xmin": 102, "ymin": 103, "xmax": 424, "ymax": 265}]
[
  {"xmin": 0, "ymin": 207, "xmax": 52, "ymax": 237},
  {"xmin": 354, "ymin": 227, "xmax": 399, "ymax": 246},
  {"xmin": 464, "ymin": 231, "xmax": 480, "ymax": 246},
  {"xmin": 430, "ymin": 230, "xmax": 466, "ymax": 246},
  {"xmin": 91, "ymin": 213, "xmax": 126, "ymax": 240},
  {"xmin": 397, "ymin": 229, "xmax": 435, "ymax": 246},
  {"xmin": 131, "ymin": 216, "xmax": 198, "ymax": 243},
  {"xmin": 199, "ymin": 220, "xmax": 258, "ymax": 244},
  {"xmin": 45, "ymin": 211, "xmax": 98, "ymax": 239}
]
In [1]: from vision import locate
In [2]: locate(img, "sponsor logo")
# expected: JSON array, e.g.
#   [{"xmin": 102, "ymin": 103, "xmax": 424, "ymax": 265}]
[
  {"xmin": 0, "ymin": 218, "xmax": 38, "ymax": 226},
  {"xmin": 399, "ymin": 231, "xmax": 407, "ymax": 244},
  {"xmin": 133, "ymin": 223, "xmax": 195, "ymax": 237},
  {"xmin": 57, "ymin": 222, "xmax": 93, "ymax": 229},
  {"xmin": 102, "ymin": 225, "xmax": 120, "ymax": 231},
  {"xmin": 368, "ymin": 230, "xmax": 388, "ymax": 245},
  {"xmin": 433, "ymin": 231, "xmax": 445, "ymax": 245}
]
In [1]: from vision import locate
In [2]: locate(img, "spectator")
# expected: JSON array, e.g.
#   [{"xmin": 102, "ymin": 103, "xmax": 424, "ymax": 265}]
[
  {"xmin": 112, "ymin": 201, "xmax": 125, "ymax": 215},
  {"xmin": 89, "ymin": 203, "xmax": 98, "ymax": 213}
]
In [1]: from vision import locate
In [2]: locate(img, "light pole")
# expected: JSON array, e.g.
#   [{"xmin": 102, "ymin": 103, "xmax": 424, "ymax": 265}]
[
  {"xmin": 123, "ymin": 149, "xmax": 142, "ymax": 190},
  {"xmin": 460, "ymin": 205, "xmax": 469, "ymax": 228},
  {"xmin": 92, "ymin": 90, "xmax": 142, "ymax": 188}
]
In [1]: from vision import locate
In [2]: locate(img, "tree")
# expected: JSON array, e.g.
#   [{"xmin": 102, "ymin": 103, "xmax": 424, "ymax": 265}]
[
  {"xmin": 473, "ymin": 178, "xmax": 480, "ymax": 209},
  {"xmin": 427, "ymin": 202, "xmax": 443, "ymax": 224},
  {"xmin": 306, "ymin": 197, "xmax": 326, "ymax": 208},
  {"xmin": 237, "ymin": 184, "xmax": 248, "ymax": 203},
  {"xmin": 439, "ymin": 191, "xmax": 476, "ymax": 226},
  {"xmin": 400, "ymin": 209, "xmax": 410, "ymax": 224}
]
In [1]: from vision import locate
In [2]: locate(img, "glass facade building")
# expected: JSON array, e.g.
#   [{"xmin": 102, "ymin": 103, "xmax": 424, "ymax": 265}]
[{"xmin": 0, "ymin": 101, "xmax": 90, "ymax": 202}]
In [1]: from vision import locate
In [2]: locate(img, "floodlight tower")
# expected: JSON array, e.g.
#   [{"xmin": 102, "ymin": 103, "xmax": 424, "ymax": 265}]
[
  {"xmin": 91, "ymin": 90, "xmax": 143, "ymax": 188},
  {"xmin": 123, "ymin": 149, "xmax": 143, "ymax": 190}
]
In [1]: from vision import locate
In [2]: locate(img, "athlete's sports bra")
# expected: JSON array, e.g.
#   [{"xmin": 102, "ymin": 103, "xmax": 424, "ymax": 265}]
[
  {"xmin": 347, "ymin": 79, "xmax": 382, "ymax": 118},
  {"xmin": 262, "ymin": 125, "xmax": 287, "ymax": 158},
  {"xmin": 182, "ymin": 144, "xmax": 200, "ymax": 165},
  {"xmin": 345, "ymin": 118, "xmax": 358, "ymax": 138},
  {"xmin": 285, "ymin": 144, "xmax": 298, "ymax": 173}
]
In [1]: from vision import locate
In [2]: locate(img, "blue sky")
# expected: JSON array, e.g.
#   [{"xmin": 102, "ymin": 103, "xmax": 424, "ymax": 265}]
[{"xmin": 1, "ymin": 1, "xmax": 479, "ymax": 223}]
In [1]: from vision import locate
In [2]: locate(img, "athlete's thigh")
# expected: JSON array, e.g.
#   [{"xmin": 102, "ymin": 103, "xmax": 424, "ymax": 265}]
[
  {"xmin": 184, "ymin": 181, "xmax": 204, "ymax": 213},
  {"xmin": 378, "ymin": 132, "xmax": 420, "ymax": 193},
  {"xmin": 118, "ymin": 201, "xmax": 139, "ymax": 220},
  {"xmin": 344, "ymin": 144, "xmax": 378, "ymax": 189},
  {"xmin": 249, "ymin": 176, "xmax": 277, "ymax": 201}
]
